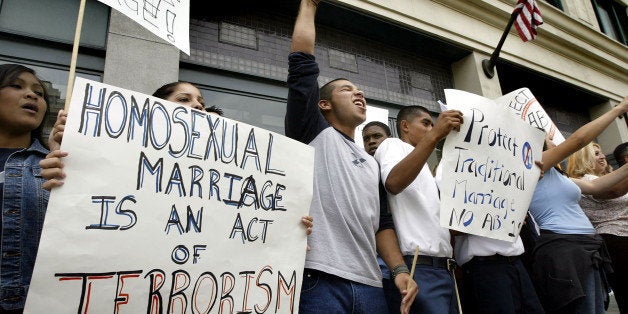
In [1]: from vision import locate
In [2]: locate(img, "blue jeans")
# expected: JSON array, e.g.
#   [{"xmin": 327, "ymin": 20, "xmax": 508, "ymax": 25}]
[
  {"xmin": 378, "ymin": 256, "xmax": 391, "ymax": 279},
  {"xmin": 461, "ymin": 257, "xmax": 544, "ymax": 314},
  {"xmin": 383, "ymin": 256, "xmax": 458, "ymax": 314},
  {"xmin": 559, "ymin": 267, "xmax": 604, "ymax": 314},
  {"xmin": 299, "ymin": 268, "xmax": 387, "ymax": 314}
]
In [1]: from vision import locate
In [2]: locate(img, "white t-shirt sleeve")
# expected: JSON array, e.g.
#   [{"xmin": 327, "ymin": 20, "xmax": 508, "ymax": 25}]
[
  {"xmin": 374, "ymin": 138, "xmax": 405, "ymax": 186},
  {"xmin": 434, "ymin": 161, "xmax": 443, "ymax": 190}
]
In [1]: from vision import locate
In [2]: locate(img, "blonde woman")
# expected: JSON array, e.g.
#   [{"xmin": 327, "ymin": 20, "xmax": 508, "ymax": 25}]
[
  {"xmin": 568, "ymin": 142, "xmax": 610, "ymax": 177},
  {"xmin": 567, "ymin": 142, "xmax": 628, "ymax": 313}
]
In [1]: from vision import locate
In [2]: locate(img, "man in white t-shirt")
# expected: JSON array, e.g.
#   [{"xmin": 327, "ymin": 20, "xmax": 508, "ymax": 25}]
[{"xmin": 374, "ymin": 105, "xmax": 462, "ymax": 313}]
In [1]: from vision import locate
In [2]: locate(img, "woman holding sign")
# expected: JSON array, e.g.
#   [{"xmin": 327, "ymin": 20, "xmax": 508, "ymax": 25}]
[
  {"xmin": 567, "ymin": 142, "xmax": 628, "ymax": 313},
  {"xmin": 0, "ymin": 64, "xmax": 50, "ymax": 313},
  {"xmin": 529, "ymin": 96, "xmax": 628, "ymax": 314}
]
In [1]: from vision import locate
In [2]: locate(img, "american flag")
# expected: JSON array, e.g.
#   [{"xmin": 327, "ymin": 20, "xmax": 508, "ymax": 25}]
[{"xmin": 513, "ymin": 0, "xmax": 543, "ymax": 42}]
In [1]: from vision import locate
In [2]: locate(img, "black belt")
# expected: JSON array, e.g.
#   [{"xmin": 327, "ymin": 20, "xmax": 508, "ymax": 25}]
[
  {"xmin": 540, "ymin": 229, "xmax": 596, "ymax": 237},
  {"xmin": 404, "ymin": 254, "xmax": 451, "ymax": 269},
  {"xmin": 471, "ymin": 254, "xmax": 519, "ymax": 263},
  {"xmin": 540, "ymin": 229, "xmax": 557, "ymax": 235}
]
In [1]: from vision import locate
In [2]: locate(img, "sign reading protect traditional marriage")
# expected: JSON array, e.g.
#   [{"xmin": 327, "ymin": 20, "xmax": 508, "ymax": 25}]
[
  {"xmin": 439, "ymin": 89, "xmax": 545, "ymax": 242},
  {"xmin": 98, "ymin": 0, "xmax": 191, "ymax": 54},
  {"xmin": 25, "ymin": 78, "xmax": 314, "ymax": 313}
]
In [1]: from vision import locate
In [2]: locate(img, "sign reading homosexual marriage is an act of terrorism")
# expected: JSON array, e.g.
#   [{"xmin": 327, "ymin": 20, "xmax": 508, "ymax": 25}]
[
  {"xmin": 25, "ymin": 78, "xmax": 314, "ymax": 313},
  {"xmin": 439, "ymin": 89, "xmax": 545, "ymax": 242}
]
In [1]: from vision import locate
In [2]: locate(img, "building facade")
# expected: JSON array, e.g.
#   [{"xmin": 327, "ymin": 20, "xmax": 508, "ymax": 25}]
[{"xmin": 0, "ymin": 0, "xmax": 626, "ymax": 162}]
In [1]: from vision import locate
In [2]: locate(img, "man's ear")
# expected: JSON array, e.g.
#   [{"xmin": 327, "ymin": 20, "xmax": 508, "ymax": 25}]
[
  {"xmin": 399, "ymin": 119, "xmax": 409, "ymax": 134},
  {"xmin": 318, "ymin": 99, "xmax": 332, "ymax": 112}
]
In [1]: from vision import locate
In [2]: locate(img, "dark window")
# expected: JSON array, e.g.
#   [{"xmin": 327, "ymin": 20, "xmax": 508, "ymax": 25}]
[
  {"xmin": 0, "ymin": 1, "xmax": 107, "ymax": 136},
  {"xmin": 591, "ymin": 0, "xmax": 628, "ymax": 45},
  {"xmin": 0, "ymin": 0, "xmax": 109, "ymax": 48},
  {"xmin": 543, "ymin": 0, "xmax": 564, "ymax": 10}
]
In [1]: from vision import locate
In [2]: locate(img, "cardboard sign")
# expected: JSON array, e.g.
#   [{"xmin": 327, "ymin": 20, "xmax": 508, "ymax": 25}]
[
  {"xmin": 98, "ymin": 0, "xmax": 190, "ymax": 54},
  {"xmin": 439, "ymin": 89, "xmax": 545, "ymax": 242},
  {"xmin": 25, "ymin": 78, "xmax": 314, "ymax": 313},
  {"xmin": 496, "ymin": 88, "xmax": 565, "ymax": 145}
]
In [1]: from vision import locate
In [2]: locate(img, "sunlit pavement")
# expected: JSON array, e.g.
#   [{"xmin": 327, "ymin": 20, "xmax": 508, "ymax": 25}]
[{"xmin": 608, "ymin": 292, "xmax": 620, "ymax": 314}]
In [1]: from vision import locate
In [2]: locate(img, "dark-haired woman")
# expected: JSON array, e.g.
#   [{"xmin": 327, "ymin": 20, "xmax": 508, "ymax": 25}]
[{"xmin": 0, "ymin": 63, "xmax": 50, "ymax": 313}]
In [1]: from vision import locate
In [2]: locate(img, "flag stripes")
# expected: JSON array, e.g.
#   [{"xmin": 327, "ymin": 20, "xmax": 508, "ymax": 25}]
[{"xmin": 513, "ymin": 0, "xmax": 543, "ymax": 42}]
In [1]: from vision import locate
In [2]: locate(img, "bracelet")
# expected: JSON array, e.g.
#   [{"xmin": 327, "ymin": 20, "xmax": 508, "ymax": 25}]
[{"xmin": 391, "ymin": 264, "xmax": 410, "ymax": 281}]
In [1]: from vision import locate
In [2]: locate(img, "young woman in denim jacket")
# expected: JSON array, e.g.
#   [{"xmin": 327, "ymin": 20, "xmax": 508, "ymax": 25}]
[{"xmin": 0, "ymin": 64, "xmax": 50, "ymax": 313}]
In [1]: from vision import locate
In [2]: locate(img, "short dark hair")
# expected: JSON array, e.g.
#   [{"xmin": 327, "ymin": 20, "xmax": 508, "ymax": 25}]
[
  {"xmin": 363, "ymin": 121, "xmax": 391, "ymax": 136},
  {"xmin": 613, "ymin": 142, "xmax": 628, "ymax": 166},
  {"xmin": 152, "ymin": 81, "xmax": 190, "ymax": 100},
  {"xmin": 395, "ymin": 105, "xmax": 430, "ymax": 135},
  {"xmin": 319, "ymin": 78, "xmax": 349, "ymax": 101},
  {"xmin": 206, "ymin": 105, "xmax": 224, "ymax": 116},
  {"xmin": 0, "ymin": 63, "xmax": 50, "ymax": 147}
]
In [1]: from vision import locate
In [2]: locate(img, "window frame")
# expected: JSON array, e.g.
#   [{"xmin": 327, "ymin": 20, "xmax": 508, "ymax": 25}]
[{"xmin": 591, "ymin": 0, "xmax": 628, "ymax": 45}]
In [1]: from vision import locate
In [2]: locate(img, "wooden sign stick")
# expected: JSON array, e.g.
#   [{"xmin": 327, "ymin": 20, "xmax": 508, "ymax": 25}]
[
  {"xmin": 64, "ymin": 0, "xmax": 87, "ymax": 111},
  {"xmin": 408, "ymin": 245, "xmax": 420, "ymax": 285}
]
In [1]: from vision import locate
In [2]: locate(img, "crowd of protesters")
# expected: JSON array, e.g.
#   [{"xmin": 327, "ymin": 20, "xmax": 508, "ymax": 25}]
[{"xmin": 2, "ymin": 0, "xmax": 627, "ymax": 313}]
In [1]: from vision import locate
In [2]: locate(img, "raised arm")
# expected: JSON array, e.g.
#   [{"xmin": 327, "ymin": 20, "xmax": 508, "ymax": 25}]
[
  {"xmin": 384, "ymin": 110, "xmax": 462, "ymax": 195},
  {"xmin": 590, "ymin": 176, "xmax": 628, "ymax": 199},
  {"xmin": 285, "ymin": 0, "xmax": 327, "ymax": 143},
  {"xmin": 541, "ymin": 96, "xmax": 628, "ymax": 171},
  {"xmin": 291, "ymin": 0, "xmax": 319, "ymax": 54},
  {"xmin": 384, "ymin": 137, "xmax": 437, "ymax": 195},
  {"xmin": 572, "ymin": 163, "xmax": 628, "ymax": 196}
]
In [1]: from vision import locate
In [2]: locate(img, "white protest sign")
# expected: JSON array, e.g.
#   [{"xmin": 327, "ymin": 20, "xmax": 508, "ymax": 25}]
[
  {"xmin": 25, "ymin": 78, "xmax": 313, "ymax": 313},
  {"xmin": 496, "ymin": 88, "xmax": 565, "ymax": 145},
  {"xmin": 355, "ymin": 105, "xmax": 390, "ymax": 149},
  {"xmin": 439, "ymin": 89, "xmax": 545, "ymax": 242},
  {"xmin": 98, "ymin": 0, "xmax": 190, "ymax": 54}
]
